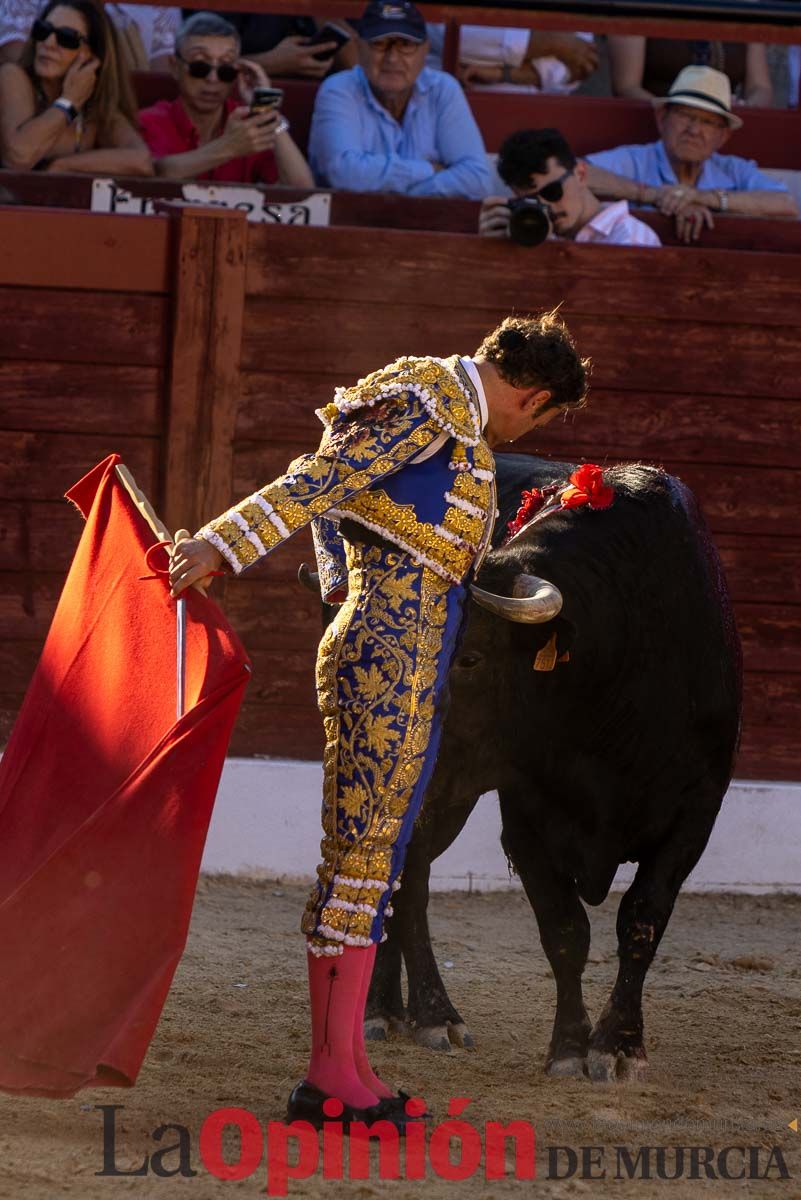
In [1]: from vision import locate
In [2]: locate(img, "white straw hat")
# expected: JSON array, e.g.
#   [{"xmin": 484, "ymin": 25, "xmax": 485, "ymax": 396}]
[{"xmin": 653, "ymin": 65, "xmax": 743, "ymax": 130}]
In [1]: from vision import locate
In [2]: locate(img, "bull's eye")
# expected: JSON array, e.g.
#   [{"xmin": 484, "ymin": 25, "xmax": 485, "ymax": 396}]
[{"xmin": 456, "ymin": 652, "xmax": 483, "ymax": 670}]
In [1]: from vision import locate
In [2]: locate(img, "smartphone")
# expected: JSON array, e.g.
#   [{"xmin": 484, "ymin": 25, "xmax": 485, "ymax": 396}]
[
  {"xmin": 250, "ymin": 87, "xmax": 284, "ymax": 115},
  {"xmin": 306, "ymin": 23, "xmax": 351, "ymax": 60}
]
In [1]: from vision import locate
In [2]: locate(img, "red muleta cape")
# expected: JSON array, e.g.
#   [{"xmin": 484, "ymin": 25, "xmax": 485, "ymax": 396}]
[{"xmin": 0, "ymin": 455, "xmax": 250, "ymax": 1097}]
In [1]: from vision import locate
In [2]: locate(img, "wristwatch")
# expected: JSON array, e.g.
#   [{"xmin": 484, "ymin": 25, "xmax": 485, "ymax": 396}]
[
  {"xmin": 52, "ymin": 97, "xmax": 79, "ymax": 124},
  {"xmin": 716, "ymin": 189, "xmax": 729, "ymax": 213}
]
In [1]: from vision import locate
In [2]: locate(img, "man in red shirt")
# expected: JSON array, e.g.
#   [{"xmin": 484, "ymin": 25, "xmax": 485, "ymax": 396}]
[{"xmin": 138, "ymin": 11, "xmax": 313, "ymax": 186}]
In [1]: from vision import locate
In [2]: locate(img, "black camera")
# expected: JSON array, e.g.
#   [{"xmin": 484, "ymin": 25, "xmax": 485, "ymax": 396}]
[{"xmin": 507, "ymin": 196, "xmax": 551, "ymax": 247}]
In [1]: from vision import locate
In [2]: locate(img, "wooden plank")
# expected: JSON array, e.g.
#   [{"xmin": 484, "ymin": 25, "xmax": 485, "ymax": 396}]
[
  {"xmin": 228, "ymin": 701, "xmax": 323, "ymax": 760},
  {"xmin": 717, "ymin": 534, "xmax": 801, "ymax": 606},
  {"xmin": 0, "ymin": 209, "xmax": 170, "ymax": 293},
  {"xmin": 241, "ymin": 298, "xmax": 801, "ymax": 401},
  {"xmin": 0, "ymin": 362, "xmax": 163, "ymax": 436},
  {"xmin": 245, "ymin": 226, "xmax": 801, "ymax": 328},
  {"xmin": 162, "ymin": 207, "xmax": 248, "ymax": 534},
  {"xmin": 0, "ymin": 433, "xmax": 159, "ymax": 500},
  {"xmin": 0, "ymin": 501, "xmax": 82, "ymax": 572},
  {"xmin": 0, "ymin": 289, "xmax": 168, "ymax": 366}
]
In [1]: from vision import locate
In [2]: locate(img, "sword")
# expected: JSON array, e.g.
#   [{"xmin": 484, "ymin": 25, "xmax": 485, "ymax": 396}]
[{"xmin": 176, "ymin": 596, "xmax": 186, "ymax": 719}]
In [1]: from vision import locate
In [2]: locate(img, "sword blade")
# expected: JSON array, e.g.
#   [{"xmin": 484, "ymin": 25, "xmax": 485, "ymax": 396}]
[{"xmin": 176, "ymin": 596, "xmax": 186, "ymax": 719}]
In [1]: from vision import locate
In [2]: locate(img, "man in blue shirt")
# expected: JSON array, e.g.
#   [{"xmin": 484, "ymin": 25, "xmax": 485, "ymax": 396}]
[
  {"xmin": 308, "ymin": 0, "xmax": 491, "ymax": 198},
  {"xmin": 584, "ymin": 66, "xmax": 797, "ymax": 242}
]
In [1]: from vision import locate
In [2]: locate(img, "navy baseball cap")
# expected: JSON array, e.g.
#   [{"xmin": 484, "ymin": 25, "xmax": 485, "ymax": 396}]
[{"xmin": 357, "ymin": 0, "xmax": 427, "ymax": 43}]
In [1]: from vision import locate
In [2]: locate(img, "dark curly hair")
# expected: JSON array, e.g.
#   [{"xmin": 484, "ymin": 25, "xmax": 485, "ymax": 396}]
[
  {"xmin": 497, "ymin": 128, "xmax": 577, "ymax": 190},
  {"xmin": 475, "ymin": 310, "xmax": 590, "ymax": 412}
]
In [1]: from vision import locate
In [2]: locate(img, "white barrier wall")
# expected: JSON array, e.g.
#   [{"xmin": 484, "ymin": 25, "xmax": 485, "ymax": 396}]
[{"xmin": 202, "ymin": 759, "xmax": 801, "ymax": 894}]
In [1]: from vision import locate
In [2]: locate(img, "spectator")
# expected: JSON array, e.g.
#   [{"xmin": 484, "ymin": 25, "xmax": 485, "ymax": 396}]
[
  {"xmin": 221, "ymin": 12, "xmax": 355, "ymax": 81},
  {"xmin": 607, "ymin": 35, "xmax": 773, "ymax": 107},
  {"xmin": 427, "ymin": 25, "xmax": 598, "ymax": 94},
  {"xmin": 0, "ymin": 0, "xmax": 152, "ymax": 174},
  {"xmin": 309, "ymin": 0, "xmax": 491, "ymax": 197},
  {"xmin": 138, "ymin": 13, "xmax": 313, "ymax": 186},
  {"xmin": 480, "ymin": 127, "xmax": 660, "ymax": 246},
  {"xmin": 0, "ymin": 0, "xmax": 182, "ymax": 70},
  {"xmin": 584, "ymin": 66, "xmax": 798, "ymax": 242}
]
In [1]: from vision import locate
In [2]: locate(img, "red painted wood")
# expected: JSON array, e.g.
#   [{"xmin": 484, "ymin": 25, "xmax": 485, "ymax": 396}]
[
  {"xmin": 0, "ymin": 289, "xmax": 169, "ymax": 366},
  {"xmin": 0, "ymin": 208, "xmax": 170, "ymax": 292},
  {"xmin": 0, "ymin": 363, "xmax": 163, "ymax": 436}
]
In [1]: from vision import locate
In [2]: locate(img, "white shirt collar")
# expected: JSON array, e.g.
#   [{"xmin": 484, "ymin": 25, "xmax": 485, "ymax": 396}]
[{"xmin": 459, "ymin": 356, "xmax": 489, "ymax": 431}]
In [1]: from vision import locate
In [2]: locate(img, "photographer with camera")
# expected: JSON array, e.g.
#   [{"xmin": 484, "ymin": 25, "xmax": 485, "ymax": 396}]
[
  {"xmin": 138, "ymin": 12, "xmax": 313, "ymax": 185},
  {"xmin": 480, "ymin": 128, "xmax": 660, "ymax": 247}
]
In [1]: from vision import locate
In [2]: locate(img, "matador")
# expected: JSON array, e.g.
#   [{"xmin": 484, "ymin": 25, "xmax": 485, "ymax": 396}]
[{"xmin": 169, "ymin": 313, "xmax": 589, "ymax": 1130}]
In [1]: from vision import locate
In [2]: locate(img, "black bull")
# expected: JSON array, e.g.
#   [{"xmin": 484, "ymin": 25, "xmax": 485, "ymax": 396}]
[{"xmin": 306, "ymin": 454, "xmax": 742, "ymax": 1082}]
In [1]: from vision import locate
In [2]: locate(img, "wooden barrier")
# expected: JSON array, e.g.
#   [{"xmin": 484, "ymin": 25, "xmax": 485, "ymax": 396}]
[
  {"xmin": 0, "ymin": 204, "xmax": 798, "ymax": 780},
  {"xmin": 3, "ymin": 170, "xmax": 801, "ymax": 251}
]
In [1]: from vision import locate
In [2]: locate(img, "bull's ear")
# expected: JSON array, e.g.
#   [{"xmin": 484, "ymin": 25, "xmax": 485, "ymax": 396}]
[{"xmin": 510, "ymin": 617, "xmax": 574, "ymax": 664}]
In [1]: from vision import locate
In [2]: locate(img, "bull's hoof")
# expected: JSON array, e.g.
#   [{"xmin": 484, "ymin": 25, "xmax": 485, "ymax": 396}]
[
  {"xmin": 586, "ymin": 1048, "xmax": 649, "ymax": 1083},
  {"xmin": 364, "ymin": 1016, "xmax": 389, "ymax": 1042},
  {"xmin": 413, "ymin": 1024, "xmax": 452, "ymax": 1052},
  {"xmin": 547, "ymin": 1055, "xmax": 586, "ymax": 1079},
  {"xmin": 586, "ymin": 1049, "xmax": 618, "ymax": 1083},
  {"xmin": 447, "ymin": 1022, "xmax": 476, "ymax": 1050}
]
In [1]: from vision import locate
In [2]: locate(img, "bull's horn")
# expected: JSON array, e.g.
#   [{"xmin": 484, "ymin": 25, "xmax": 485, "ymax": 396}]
[
  {"xmin": 298, "ymin": 563, "xmax": 321, "ymax": 594},
  {"xmin": 470, "ymin": 573, "xmax": 563, "ymax": 623}
]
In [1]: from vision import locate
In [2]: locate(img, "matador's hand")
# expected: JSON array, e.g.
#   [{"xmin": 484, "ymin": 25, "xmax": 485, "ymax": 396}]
[{"xmin": 169, "ymin": 530, "xmax": 223, "ymax": 597}]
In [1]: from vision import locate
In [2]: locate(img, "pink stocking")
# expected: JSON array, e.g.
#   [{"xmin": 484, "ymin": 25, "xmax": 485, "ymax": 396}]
[
  {"xmin": 353, "ymin": 942, "xmax": 394, "ymax": 1100},
  {"xmin": 305, "ymin": 946, "xmax": 379, "ymax": 1109}
]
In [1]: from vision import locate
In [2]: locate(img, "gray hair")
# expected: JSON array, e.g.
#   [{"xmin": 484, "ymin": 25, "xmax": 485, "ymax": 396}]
[{"xmin": 176, "ymin": 12, "xmax": 241, "ymax": 54}]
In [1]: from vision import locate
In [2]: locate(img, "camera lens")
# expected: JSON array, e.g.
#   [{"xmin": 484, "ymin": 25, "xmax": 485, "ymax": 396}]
[{"xmin": 507, "ymin": 197, "xmax": 551, "ymax": 247}]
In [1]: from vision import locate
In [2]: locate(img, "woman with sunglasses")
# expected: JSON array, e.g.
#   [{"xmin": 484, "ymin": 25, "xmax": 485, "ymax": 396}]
[
  {"xmin": 138, "ymin": 13, "xmax": 313, "ymax": 186},
  {"xmin": 0, "ymin": 0, "xmax": 151, "ymax": 174}
]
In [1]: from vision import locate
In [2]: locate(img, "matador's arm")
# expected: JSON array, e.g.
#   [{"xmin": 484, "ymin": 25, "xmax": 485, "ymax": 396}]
[{"xmin": 195, "ymin": 390, "xmax": 441, "ymax": 576}]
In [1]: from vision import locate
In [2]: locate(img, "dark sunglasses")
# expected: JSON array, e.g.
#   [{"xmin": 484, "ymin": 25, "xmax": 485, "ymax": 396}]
[
  {"xmin": 175, "ymin": 54, "xmax": 239, "ymax": 83},
  {"xmin": 533, "ymin": 169, "xmax": 574, "ymax": 205},
  {"xmin": 31, "ymin": 18, "xmax": 88, "ymax": 51}
]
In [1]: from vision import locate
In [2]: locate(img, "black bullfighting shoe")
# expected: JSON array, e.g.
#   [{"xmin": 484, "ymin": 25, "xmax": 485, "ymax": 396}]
[
  {"xmin": 377, "ymin": 1089, "xmax": 433, "ymax": 1120},
  {"xmin": 286, "ymin": 1081, "xmax": 424, "ymax": 1134}
]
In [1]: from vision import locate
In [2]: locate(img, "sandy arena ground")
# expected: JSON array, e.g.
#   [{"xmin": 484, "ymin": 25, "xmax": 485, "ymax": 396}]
[{"xmin": 2, "ymin": 878, "xmax": 800, "ymax": 1199}]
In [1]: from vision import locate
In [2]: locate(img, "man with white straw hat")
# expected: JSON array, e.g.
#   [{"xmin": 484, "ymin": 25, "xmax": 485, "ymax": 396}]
[{"xmin": 583, "ymin": 65, "xmax": 798, "ymax": 242}]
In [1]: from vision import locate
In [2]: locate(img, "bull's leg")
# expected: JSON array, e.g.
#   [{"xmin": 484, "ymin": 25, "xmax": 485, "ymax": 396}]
[
  {"xmin": 396, "ymin": 834, "xmax": 476, "ymax": 1052},
  {"xmin": 364, "ymin": 930, "xmax": 405, "ymax": 1042},
  {"xmin": 587, "ymin": 828, "xmax": 713, "ymax": 1083},
  {"xmin": 500, "ymin": 792, "xmax": 591, "ymax": 1078}
]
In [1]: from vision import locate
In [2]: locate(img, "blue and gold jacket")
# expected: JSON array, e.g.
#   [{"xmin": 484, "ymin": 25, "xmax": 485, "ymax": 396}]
[{"xmin": 196, "ymin": 356, "xmax": 496, "ymax": 597}]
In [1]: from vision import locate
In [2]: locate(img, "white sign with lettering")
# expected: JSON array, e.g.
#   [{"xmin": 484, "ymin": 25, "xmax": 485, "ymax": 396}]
[{"xmin": 90, "ymin": 179, "xmax": 331, "ymax": 225}]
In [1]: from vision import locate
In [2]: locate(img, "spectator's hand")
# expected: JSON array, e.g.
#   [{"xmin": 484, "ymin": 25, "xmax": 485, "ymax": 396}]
[
  {"xmin": 169, "ymin": 532, "xmax": 221, "ymax": 598},
  {"xmin": 652, "ymin": 184, "xmax": 702, "ymax": 216},
  {"xmin": 222, "ymin": 106, "xmax": 280, "ymax": 157},
  {"xmin": 260, "ymin": 35, "xmax": 337, "ymax": 79},
  {"xmin": 235, "ymin": 57, "xmax": 269, "ymax": 107},
  {"xmin": 479, "ymin": 197, "xmax": 511, "ymax": 238},
  {"xmin": 547, "ymin": 33, "xmax": 599, "ymax": 81},
  {"xmin": 61, "ymin": 51, "xmax": 100, "ymax": 109},
  {"xmin": 458, "ymin": 63, "xmax": 504, "ymax": 87},
  {"xmin": 674, "ymin": 203, "xmax": 714, "ymax": 244}
]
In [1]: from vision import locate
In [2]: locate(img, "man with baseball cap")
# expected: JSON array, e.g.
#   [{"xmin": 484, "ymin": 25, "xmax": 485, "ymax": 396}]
[
  {"xmin": 583, "ymin": 66, "xmax": 797, "ymax": 242},
  {"xmin": 309, "ymin": 0, "xmax": 491, "ymax": 198}
]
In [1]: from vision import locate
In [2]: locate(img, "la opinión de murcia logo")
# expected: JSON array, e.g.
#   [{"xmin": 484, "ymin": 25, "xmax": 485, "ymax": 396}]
[{"xmin": 93, "ymin": 1102, "xmax": 791, "ymax": 1195}]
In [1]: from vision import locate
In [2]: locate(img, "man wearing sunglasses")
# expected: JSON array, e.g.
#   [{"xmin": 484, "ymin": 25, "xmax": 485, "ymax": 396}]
[
  {"xmin": 138, "ymin": 12, "xmax": 312, "ymax": 186},
  {"xmin": 480, "ymin": 127, "xmax": 660, "ymax": 247}
]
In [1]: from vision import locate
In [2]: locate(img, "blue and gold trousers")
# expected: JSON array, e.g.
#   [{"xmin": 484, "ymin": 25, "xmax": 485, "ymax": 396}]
[{"xmin": 301, "ymin": 540, "xmax": 468, "ymax": 956}]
